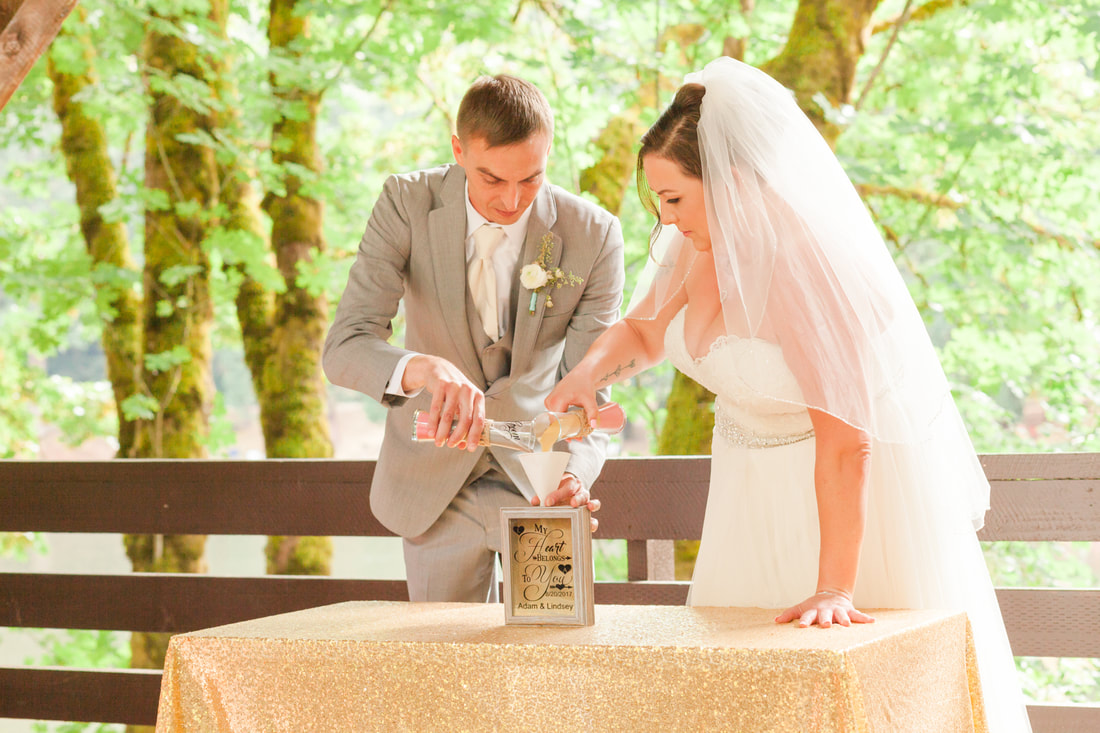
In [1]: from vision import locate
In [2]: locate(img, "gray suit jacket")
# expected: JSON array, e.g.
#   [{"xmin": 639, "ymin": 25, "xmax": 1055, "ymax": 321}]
[{"xmin": 323, "ymin": 164, "xmax": 625, "ymax": 538}]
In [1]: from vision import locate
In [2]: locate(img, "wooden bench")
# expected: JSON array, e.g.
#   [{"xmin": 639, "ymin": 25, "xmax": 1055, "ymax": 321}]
[{"xmin": 1, "ymin": 455, "xmax": 1098, "ymax": 729}]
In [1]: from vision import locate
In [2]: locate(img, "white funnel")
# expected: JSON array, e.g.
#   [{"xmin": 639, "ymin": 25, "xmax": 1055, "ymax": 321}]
[{"xmin": 519, "ymin": 451, "xmax": 572, "ymax": 504}]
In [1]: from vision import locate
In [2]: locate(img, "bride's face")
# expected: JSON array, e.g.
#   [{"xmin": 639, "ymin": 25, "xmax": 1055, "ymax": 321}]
[{"xmin": 643, "ymin": 154, "xmax": 710, "ymax": 250}]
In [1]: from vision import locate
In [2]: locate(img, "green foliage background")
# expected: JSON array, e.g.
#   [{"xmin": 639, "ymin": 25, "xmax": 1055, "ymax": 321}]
[{"xmin": 3, "ymin": 0, "xmax": 1098, "ymax": 459}]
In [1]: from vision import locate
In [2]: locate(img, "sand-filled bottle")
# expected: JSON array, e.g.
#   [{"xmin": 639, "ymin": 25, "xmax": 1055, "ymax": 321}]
[{"xmin": 411, "ymin": 402, "xmax": 625, "ymax": 453}]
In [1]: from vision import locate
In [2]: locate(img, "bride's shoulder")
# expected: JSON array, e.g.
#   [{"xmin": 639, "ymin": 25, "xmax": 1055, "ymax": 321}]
[{"xmin": 683, "ymin": 252, "xmax": 721, "ymax": 298}]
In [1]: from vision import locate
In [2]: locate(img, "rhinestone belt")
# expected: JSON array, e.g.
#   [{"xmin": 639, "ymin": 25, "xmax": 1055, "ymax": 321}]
[{"xmin": 714, "ymin": 408, "xmax": 814, "ymax": 449}]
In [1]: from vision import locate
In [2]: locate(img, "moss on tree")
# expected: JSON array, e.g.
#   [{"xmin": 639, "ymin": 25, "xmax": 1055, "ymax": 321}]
[
  {"xmin": 47, "ymin": 8, "xmax": 142, "ymax": 456},
  {"xmin": 761, "ymin": 0, "xmax": 884, "ymax": 145},
  {"xmin": 259, "ymin": 0, "xmax": 334, "ymax": 575},
  {"xmin": 580, "ymin": 114, "xmax": 645, "ymax": 216}
]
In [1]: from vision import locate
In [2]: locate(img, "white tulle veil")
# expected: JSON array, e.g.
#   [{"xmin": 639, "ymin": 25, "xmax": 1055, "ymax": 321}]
[{"xmin": 629, "ymin": 57, "xmax": 990, "ymax": 528}]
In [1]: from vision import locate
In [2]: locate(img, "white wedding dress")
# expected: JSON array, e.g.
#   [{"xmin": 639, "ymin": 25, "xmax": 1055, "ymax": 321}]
[{"xmin": 665, "ymin": 307, "xmax": 1031, "ymax": 732}]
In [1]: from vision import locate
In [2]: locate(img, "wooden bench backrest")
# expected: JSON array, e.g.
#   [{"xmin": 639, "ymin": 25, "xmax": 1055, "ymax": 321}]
[{"xmin": 1, "ymin": 455, "xmax": 1098, "ymax": 729}]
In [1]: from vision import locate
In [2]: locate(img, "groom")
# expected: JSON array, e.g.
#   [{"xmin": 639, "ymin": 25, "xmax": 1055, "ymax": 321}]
[{"xmin": 323, "ymin": 74, "xmax": 625, "ymax": 603}]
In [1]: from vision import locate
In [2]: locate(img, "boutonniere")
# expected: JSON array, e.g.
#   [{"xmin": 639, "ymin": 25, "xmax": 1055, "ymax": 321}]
[{"xmin": 520, "ymin": 232, "xmax": 583, "ymax": 314}]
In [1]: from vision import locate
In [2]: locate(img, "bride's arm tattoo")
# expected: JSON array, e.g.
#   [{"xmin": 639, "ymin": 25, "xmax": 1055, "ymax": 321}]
[{"xmin": 597, "ymin": 359, "xmax": 636, "ymax": 386}]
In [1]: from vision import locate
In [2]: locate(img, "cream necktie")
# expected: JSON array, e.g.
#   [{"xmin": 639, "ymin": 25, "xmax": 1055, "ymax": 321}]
[{"xmin": 468, "ymin": 224, "xmax": 505, "ymax": 340}]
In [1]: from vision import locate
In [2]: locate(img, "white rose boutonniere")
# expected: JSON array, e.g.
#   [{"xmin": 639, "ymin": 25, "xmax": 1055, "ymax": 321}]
[
  {"xmin": 520, "ymin": 263, "xmax": 549, "ymax": 290},
  {"xmin": 524, "ymin": 232, "xmax": 583, "ymax": 313}
]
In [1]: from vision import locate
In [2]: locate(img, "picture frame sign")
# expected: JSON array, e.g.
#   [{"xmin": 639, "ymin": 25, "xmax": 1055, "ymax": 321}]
[{"xmin": 500, "ymin": 506, "xmax": 594, "ymax": 626}]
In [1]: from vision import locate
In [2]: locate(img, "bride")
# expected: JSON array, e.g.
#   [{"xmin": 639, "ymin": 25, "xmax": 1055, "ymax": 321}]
[{"xmin": 547, "ymin": 57, "xmax": 1031, "ymax": 731}]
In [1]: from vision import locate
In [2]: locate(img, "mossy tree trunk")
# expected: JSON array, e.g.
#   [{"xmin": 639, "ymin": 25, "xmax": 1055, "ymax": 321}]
[
  {"xmin": 760, "ymin": 0, "xmax": 886, "ymax": 145},
  {"xmin": 260, "ymin": 0, "xmax": 333, "ymax": 576},
  {"xmin": 206, "ymin": 2, "xmax": 278, "ymax": 430},
  {"xmin": 131, "ymin": 2, "xmax": 221, "ymax": 460},
  {"xmin": 47, "ymin": 7, "xmax": 142, "ymax": 456},
  {"xmin": 218, "ymin": 149, "xmax": 276, "ymax": 401},
  {"xmin": 123, "ymin": 5, "xmax": 224, "ymax": 728},
  {"xmin": 579, "ymin": 114, "xmax": 645, "ymax": 217}
]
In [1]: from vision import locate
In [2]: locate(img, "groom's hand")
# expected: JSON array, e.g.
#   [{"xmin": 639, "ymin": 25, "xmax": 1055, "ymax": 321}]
[
  {"xmin": 531, "ymin": 472, "xmax": 601, "ymax": 532},
  {"xmin": 404, "ymin": 355, "xmax": 486, "ymax": 451}
]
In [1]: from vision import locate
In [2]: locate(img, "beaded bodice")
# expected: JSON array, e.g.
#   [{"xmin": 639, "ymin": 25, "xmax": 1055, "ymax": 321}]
[{"xmin": 665, "ymin": 307, "xmax": 814, "ymax": 448}]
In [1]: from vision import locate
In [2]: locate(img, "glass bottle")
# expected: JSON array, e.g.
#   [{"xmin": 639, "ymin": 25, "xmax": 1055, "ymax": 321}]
[{"xmin": 411, "ymin": 402, "xmax": 625, "ymax": 453}]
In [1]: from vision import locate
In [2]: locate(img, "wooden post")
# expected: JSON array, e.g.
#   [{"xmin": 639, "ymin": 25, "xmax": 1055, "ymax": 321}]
[
  {"xmin": 627, "ymin": 539, "xmax": 676, "ymax": 581},
  {"xmin": 0, "ymin": 0, "xmax": 79, "ymax": 111}
]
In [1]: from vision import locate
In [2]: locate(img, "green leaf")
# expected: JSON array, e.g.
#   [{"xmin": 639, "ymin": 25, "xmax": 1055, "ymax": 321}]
[
  {"xmin": 144, "ymin": 345, "xmax": 192, "ymax": 373},
  {"xmin": 173, "ymin": 200, "xmax": 203, "ymax": 220},
  {"xmin": 48, "ymin": 34, "xmax": 90, "ymax": 77},
  {"xmin": 121, "ymin": 393, "xmax": 159, "ymax": 421},
  {"xmin": 139, "ymin": 187, "xmax": 173, "ymax": 212},
  {"xmin": 204, "ymin": 227, "xmax": 286, "ymax": 293},
  {"xmin": 148, "ymin": 72, "xmax": 219, "ymax": 116},
  {"xmin": 159, "ymin": 264, "xmax": 202, "ymax": 287}
]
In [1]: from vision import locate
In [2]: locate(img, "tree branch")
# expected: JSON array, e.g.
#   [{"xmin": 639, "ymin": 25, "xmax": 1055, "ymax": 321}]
[
  {"xmin": 415, "ymin": 71, "xmax": 455, "ymax": 133},
  {"xmin": 865, "ymin": 198, "xmax": 929, "ymax": 288},
  {"xmin": 855, "ymin": 0, "xmax": 914, "ymax": 110},
  {"xmin": 872, "ymin": 0, "xmax": 970, "ymax": 36},
  {"xmin": 1020, "ymin": 218, "xmax": 1100, "ymax": 253},
  {"xmin": 531, "ymin": 0, "xmax": 566, "ymax": 29},
  {"xmin": 859, "ymin": 184, "xmax": 1100, "ymax": 253},
  {"xmin": 856, "ymin": 183, "xmax": 964, "ymax": 209}
]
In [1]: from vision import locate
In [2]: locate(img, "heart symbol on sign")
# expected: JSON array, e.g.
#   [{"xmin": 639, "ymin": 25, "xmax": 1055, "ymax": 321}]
[
  {"xmin": 512, "ymin": 525, "xmax": 525, "ymax": 536},
  {"xmin": 558, "ymin": 564, "xmax": 571, "ymax": 574}
]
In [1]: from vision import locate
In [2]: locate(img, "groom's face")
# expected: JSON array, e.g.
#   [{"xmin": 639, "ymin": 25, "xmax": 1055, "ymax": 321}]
[{"xmin": 452, "ymin": 132, "xmax": 550, "ymax": 225}]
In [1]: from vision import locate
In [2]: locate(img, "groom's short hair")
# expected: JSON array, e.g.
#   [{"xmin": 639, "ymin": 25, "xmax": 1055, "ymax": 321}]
[{"xmin": 456, "ymin": 75, "xmax": 554, "ymax": 148}]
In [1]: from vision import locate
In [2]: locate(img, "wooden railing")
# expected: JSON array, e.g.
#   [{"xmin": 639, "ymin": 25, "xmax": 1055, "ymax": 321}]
[{"xmin": 1, "ymin": 455, "xmax": 1098, "ymax": 730}]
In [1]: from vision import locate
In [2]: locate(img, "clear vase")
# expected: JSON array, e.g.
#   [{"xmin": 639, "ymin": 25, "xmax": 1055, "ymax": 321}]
[{"xmin": 411, "ymin": 402, "xmax": 625, "ymax": 453}]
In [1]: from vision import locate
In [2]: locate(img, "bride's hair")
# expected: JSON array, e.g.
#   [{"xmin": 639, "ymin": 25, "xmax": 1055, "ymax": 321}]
[
  {"xmin": 635, "ymin": 83, "xmax": 706, "ymax": 255},
  {"xmin": 635, "ymin": 83, "xmax": 706, "ymax": 219},
  {"xmin": 456, "ymin": 75, "xmax": 554, "ymax": 148}
]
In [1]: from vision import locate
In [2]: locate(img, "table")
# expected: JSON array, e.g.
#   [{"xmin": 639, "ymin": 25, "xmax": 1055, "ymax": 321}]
[{"xmin": 155, "ymin": 602, "xmax": 986, "ymax": 732}]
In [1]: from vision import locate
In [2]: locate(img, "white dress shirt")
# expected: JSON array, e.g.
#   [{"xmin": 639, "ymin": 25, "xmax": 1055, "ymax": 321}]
[{"xmin": 385, "ymin": 181, "xmax": 534, "ymax": 397}]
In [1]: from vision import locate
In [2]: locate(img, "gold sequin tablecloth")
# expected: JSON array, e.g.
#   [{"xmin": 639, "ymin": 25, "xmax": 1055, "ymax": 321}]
[{"xmin": 155, "ymin": 602, "xmax": 987, "ymax": 732}]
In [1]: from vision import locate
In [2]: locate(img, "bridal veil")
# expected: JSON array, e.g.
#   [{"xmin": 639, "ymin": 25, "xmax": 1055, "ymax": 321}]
[{"xmin": 628, "ymin": 57, "xmax": 991, "ymax": 529}]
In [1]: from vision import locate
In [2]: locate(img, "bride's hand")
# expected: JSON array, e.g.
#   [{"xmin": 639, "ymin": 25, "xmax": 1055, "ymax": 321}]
[
  {"xmin": 774, "ymin": 589, "xmax": 875, "ymax": 628},
  {"xmin": 545, "ymin": 368, "xmax": 599, "ymax": 431}
]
